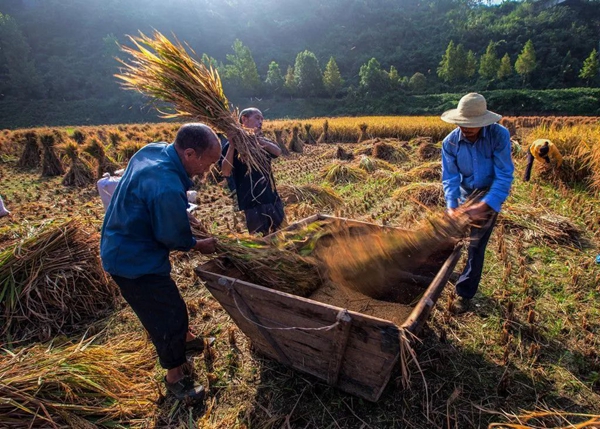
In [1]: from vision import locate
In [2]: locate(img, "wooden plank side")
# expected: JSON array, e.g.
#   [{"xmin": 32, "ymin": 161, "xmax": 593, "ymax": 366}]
[
  {"xmin": 402, "ymin": 243, "xmax": 464, "ymax": 334},
  {"xmin": 203, "ymin": 275, "xmax": 401, "ymax": 357},
  {"xmin": 209, "ymin": 290, "xmax": 398, "ymax": 382},
  {"xmin": 327, "ymin": 310, "xmax": 352, "ymax": 386},
  {"xmin": 199, "ymin": 271, "xmax": 399, "ymax": 348},
  {"xmin": 202, "ymin": 277, "xmax": 400, "ymax": 398}
]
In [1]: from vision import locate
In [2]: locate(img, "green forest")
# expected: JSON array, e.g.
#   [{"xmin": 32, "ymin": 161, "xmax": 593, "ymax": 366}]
[{"xmin": 1, "ymin": 0, "xmax": 600, "ymax": 128}]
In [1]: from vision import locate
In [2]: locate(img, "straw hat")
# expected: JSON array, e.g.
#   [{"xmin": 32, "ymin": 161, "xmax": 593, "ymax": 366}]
[{"xmin": 441, "ymin": 93, "xmax": 502, "ymax": 127}]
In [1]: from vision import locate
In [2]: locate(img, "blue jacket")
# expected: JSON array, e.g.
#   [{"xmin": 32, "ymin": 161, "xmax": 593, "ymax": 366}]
[
  {"xmin": 100, "ymin": 143, "xmax": 195, "ymax": 278},
  {"xmin": 441, "ymin": 124, "xmax": 514, "ymax": 213}
]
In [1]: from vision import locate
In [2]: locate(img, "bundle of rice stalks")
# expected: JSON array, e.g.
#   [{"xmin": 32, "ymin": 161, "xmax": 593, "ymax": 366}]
[
  {"xmin": 108, "ymin": 130, "xmax": 122, "ymax": 146},
  {"xmin": 499, "ymin": 204, "xmax": 584, "ymax": 248},
  {"xmin": 17, "ymin": 132, "xmax": 40, "ymax": 169},
  {"xmin": 320, "ymin": 162, "xmax": 367, "ymax": 185},
  {"xmin": 0, "ymin": 220, "xmax": 117, "ymax": 343},
  {"xmin": 320, "ymin": 212, "xmax": 469, "ymax": 298},
  {"xmin": 489, "ymin": 409, "xmax": 600, "ymax": 428},
  {"xmin": 40, "ymin": 133, "xmax": 64, "ymax": 177},
  {"xmin": 356, "ymin": 155, "xmax": 396, "ymax": 173},
  {"xmin": 392, "ymin": 182, "xmax": 445, "ymax": 207},
  {"xmin": 357, "ymin": 123, "xmax": 368, "ymax": 143},
  {"xmin": 415, "ymin": 139, "xmax": 441, "ymax": 161},
  {"xmin": 205, "ymin": 163, "xmax": 224, "ymax": 185},
  {"xmin": 403, "ymin": 161, "xmax": 442, "ymax": 181},
  {"xmin": 274, "ymin": 129, "xmax": 290, "ymax": 156},
  {"xmin": 304, "ymin": 124, "xmax": 317, "ymax": 144},
  {"xmin": 118, "ymin": 141, "xmax": 144, "ymax": 162},
  {"xmin": 317, "ymin": 120, "xmax": 329, "ymax": 143},
  {"xmin": 510, "ymin": 138, "xmax": 524, "ymax": 156},
  {"xmin": 71, "ymin": 129, "xmax": 86, "ymax": 145},
  {"xmin": 289, "ymin": 126, "xmax": 303, "ymax": 153},
  {"xmin": 0, "ymin": 334, "xmax": 156, "ymax": 427},
  {"xmin": 335, "ymin": 145, "xmax": 354, "ymax": 161},
  {"xmin": 62, "ymin": 142, "xmax": 95, "ymax": 187},
  {"xmin": 278, "ymin": 184, "xmax": 343, "ymax": 209},
  {"xmin": 84, "ymin": 139, "xmax": 119, "ymax": 178},
  {"xmin": 116, "ymin": 30, "xmax": 271, "ymax": 179},
  {"xmin": 536, "ymin": 155, "xmax": 591, "ymax": 187},
  {"xmin": 373, "ymin": 141, "xmax": 408, "ymax": 163},
  {"xmin": 214, "ymin": 236, "xmax": 325, "ymax": 297}
]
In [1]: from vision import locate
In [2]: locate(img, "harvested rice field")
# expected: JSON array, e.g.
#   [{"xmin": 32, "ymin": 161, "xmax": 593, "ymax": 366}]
[{"xmin": 1, "ymin": 117, "xmax": 600, "ymax": 428}]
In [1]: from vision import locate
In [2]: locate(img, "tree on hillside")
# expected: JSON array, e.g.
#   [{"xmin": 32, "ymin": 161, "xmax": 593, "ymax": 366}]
[
  {"xmin": 284, "ymin": 65, "xmax": 296, "ymax": 96},
  {"xmin": 223, "ymin": 39, "xmax": 261, "ymax": 96},
  {"xmin": 359, "ymin": 58, "xmax": 387, "ymax": 94},
  {"xmin": 479, "ymin": 41, "xmax": 500, "ymax": 80},
  {"xmin": 438, "ymin": 41, "xmax": 472, "ymax": 83},
  {"xmin": 408, "ymin": 72, "xmax": 427, "ymax": 93},
  {"xmin": 515, "ymin": 39, "xmax": 537, "ymax": 85},
  {"xmin": 0, "ymin": 13, "xmax": 45, "ymax": 98},
  {"xmin": 454, "ymin": 44, "xmax": 468, "ymax": 81},
  {"xmin": 560, "ymin": 51, "xmax": 578, "ymax": 87},
  {"xmin": 386, "ymin": 65, "xmax": 401, "ymax": 90},
  {"xmin": 294, "ymin": 50, "xmax": 323, "ymax": 97},
  {"xmin": 438, "ymin": 41, "xmax": 457, "ymax": 83},
  {"xmin": 466, "ymin": 50, "xmax": 478, "ymax": 80},
  {"xmin": 201, "ymin": 53, "xmax": 221, "ymax": 70},
  {"xmin": 323, "ymin": 56, "xmax": 343, "ymax": 97},
  {"xmin": 497, "ymin": 53, "xmax": 512, "ymax": 80},
  {"xmin": 579, "ymin": 49, "xmax": 599, "ymax": 86},
  {"xmin": 265, "ymin": 61, "xmax": 284, "ymax": 93}
]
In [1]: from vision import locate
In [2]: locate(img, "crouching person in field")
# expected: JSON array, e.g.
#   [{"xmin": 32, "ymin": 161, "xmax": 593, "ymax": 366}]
[
  {"xmin": 221, "ymin": 108, "xmax": 285, "ymax": 235},
  {"xmin": 440, "ymin": 93, "xmax": 515, "ymax": 313},
  {"xmin": 523, "ymin": 139, "xmax": 563, "ymax": 182},
  {"xmin": 100, "ymin": 123, "xmax": 221, "ymax": 401}
]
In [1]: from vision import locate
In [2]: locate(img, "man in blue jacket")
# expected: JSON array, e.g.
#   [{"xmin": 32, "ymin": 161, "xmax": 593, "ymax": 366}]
[
  {"xmin": 440, "ymin": 93, "xmax": 514, "ymax": 313},
  {"xmin": 100, "ymin": 123, "xmax": 221, "ymax": 400}
]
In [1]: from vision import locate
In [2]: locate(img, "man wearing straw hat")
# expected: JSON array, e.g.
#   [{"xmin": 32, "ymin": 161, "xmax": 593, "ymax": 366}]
[
  {"xmin": 100, "ymin": 123, "xmax": 221, "ymax": 401},
  {"xmin": 221, "ymin": 107, "xmax": 285, "ymax": 235},
  {"xmin": 440, "ymin": 93, "xmax": 514, "ymax": 313}
]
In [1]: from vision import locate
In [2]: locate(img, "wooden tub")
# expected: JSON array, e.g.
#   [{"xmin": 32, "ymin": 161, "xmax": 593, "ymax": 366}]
[{"xmin": 195, "ymin": 214, "xmax": 463, "ymax": 402}]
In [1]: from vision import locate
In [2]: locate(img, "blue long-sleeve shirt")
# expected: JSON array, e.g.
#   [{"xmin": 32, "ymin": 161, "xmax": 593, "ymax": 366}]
[
  {"xmin": 100, "ymin": 143, "xmax": 196, "ymax": 279},
  {"xmin": 441, "ymin": 124, "xmax": 514, "ymax": 213}
]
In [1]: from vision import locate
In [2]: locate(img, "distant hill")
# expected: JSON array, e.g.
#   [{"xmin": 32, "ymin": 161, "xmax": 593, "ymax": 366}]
[{"xmin": 1, "ymin": 0, "xmax": 599, "ymax": 127}]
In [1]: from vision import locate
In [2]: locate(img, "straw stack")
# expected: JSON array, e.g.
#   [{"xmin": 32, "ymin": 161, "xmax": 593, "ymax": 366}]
[{"xmin": 0, "ymin": 220, "xmax": 117, "ymax": 343}]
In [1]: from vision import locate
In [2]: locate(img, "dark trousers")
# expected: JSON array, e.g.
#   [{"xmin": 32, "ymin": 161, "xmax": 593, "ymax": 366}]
[
  {"xmin": 111, "ymin": 274, "xmax": 188, "ymax": 369},
  {"xmin": 244, "ymin": 199, "xmax": 285, "ymax": 235},
  {"xmin": 456, "ymin": 212, "xmax": 498, "ymax": 299}
]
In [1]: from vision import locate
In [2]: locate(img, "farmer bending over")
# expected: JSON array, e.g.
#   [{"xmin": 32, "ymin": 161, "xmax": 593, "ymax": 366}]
[
  {"xmin": 221, "ymin": 108, "xmax": 285, "ymax": 235},
  {"xmin": 441, "ymin": 93, "xmax": 515, "ymax": 313},
  {"xmin": 523, "ymin": 139, "xmax": 563, "ymax": 182},
  {"xmin": 100, "ymin": 123, "xmax": 221, "ymax": 400}
]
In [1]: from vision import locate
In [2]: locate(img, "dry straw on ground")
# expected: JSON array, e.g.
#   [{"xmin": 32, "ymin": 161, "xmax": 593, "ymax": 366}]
[
  {"xmin": 356, "ymin": 155, "xmax": 396, "ymax": 173},
  {"xmin": 489, "ymin": 409, "xmax": 600, "ymax": 428},
  {"xmin": 0, "ymin": 334, "xmax": 157, "ymax": 428},
  {"xmin": 0, "ymin": 220, "xmax": 117, "ymax": 344},
  {"xmin": 393, "ymin": 182, "xmax": 445, "ymax": 207},
  {"xmin": 373, "ymin": 140, "xmax": 409, "ymax": 163},
  {"xmin": 116, "ymin": 30, "xmax": 271, "ymax": 180},
  {"xmin": 278, "ymin": 184, "xmax": 343, "ymax": 209},
  {"xmin": 320, "ymin": 161, "xmax": 367, "ymax": 184},
  {"xmin": 499, "ymin": 204, "xmax": 584, "ymax": 248}
]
